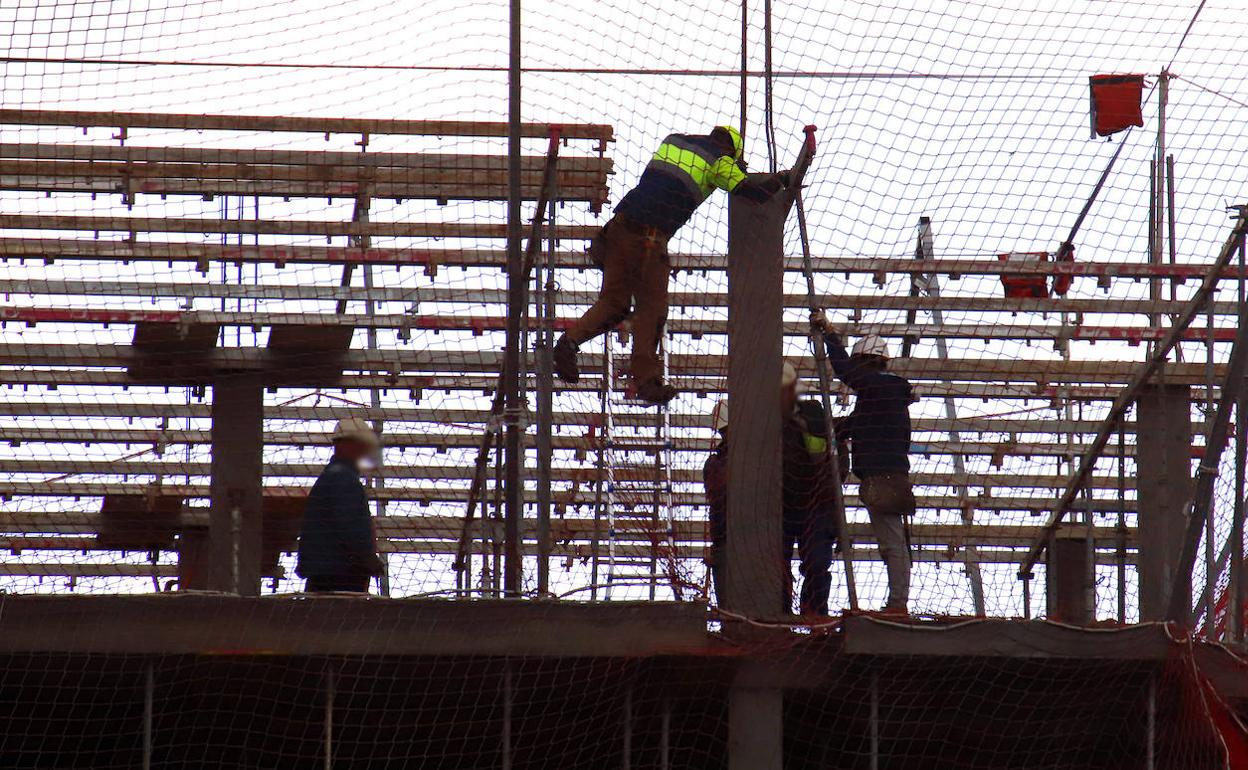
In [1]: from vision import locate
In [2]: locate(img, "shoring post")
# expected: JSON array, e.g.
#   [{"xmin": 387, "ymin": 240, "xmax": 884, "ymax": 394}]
[
  {"xmin": 324, "ymin": 665, "xmax": 335, "ymax": 770},
  {"xmin": 659, "ymin": 697, "xmax": 671, "ymax": 770},
  {"xmin": 622, "ymin": 680, "xmax": 633, "ymax": 770},
  {"xmin": 869, "ymin": 672, "xmax": 880, "ymax": 770},
  {"xmin": 501, "ymin": 662, "xmax": 513, "ymax": 770},
  {"xmin": 1146, "ymin": 675, "xmax": 1156, "ymax": 770},
  {"xmin": 502, "ymin": 0, "xmax": 524, "ymax": 596},
  {"xmin": 143, "ymin": 662, "xmax": 153, "ymax": 770}
]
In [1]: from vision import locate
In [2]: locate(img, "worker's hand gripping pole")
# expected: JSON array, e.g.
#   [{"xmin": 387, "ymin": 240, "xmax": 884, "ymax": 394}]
[{"xmin": 793, "ymin": 125, "xmax": 860, "ymax": 612}]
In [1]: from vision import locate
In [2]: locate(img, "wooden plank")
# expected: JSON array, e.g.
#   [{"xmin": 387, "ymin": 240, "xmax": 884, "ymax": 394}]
[
  {"xmin": 0, "ymin": 215, "xmax": 596, "ymax": 240},
  {"xmin": 1, "ymin": 175, "xmax": 606, "ymax": 204},
  {"xmin": 0, "ymin": 144, "xmax": 612, "ymax": 171},
  {"xmin": 0, "ymin": 109, "xmax": 615, "ymax": 143},
  {"xmin": 0, "ymin": 159, "xmax": 608, "ymax": 186}
]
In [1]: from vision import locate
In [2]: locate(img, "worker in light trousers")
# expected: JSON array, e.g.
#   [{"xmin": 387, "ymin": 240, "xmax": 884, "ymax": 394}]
[{"xmin": 812, "ymin": 311, "xmax": 917, "ymax": 615}]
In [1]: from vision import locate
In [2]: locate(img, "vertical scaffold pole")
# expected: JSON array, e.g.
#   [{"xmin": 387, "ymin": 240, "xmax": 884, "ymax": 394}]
[
  {"xmin": 795, "ymin": 167, "xmax": 858, "ymax": 608},
  {"xmin": 502, "ymin": 0, "xmax": 524, "ymax": 597}
]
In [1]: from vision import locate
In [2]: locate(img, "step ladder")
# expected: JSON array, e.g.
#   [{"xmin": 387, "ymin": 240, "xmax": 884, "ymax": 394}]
[{"xmin": 593, "ymin": 329, "xmax": 679, "ymax": 601}]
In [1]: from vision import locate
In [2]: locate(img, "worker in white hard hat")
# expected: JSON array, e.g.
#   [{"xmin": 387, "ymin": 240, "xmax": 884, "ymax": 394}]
[
  {"xmin": 295, "ymin": 417, "xmax": 385, "ymax": 593},
  {"xmin": 811, "ymin": 310, "xmax": 917, "ymax": 615},
  {"xmin": 702, "ymin": 400, "xmax": 730, "ymax": 598}
]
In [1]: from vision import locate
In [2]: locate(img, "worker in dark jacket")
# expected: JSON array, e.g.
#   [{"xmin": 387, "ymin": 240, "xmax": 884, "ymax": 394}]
[
  {"xmin": 780, "ymin": 362, "xmax": 841, "ymax": 615},
  {"xmin": 555, "ymin": 126, "xmax": 790, "ymax": 405},
  {"xmin": 702, "ymin": 372, "xmax": 841, "ymax": 616},
  {"xmin": 702, "ymin": 400, "xmax": 729, "ymax": 599},
  {"xmin": 812, "ymin": 310, "xmax": 916, "ymax": 614},
  {"xmin": 296, "ymin": 417, "xmax": 385, "ymax": 593}
]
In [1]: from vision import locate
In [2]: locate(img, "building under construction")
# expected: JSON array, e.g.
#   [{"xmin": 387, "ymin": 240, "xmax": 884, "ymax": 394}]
[{"xmin": 2, "ymin": 1, "xmax": 1248, "ymax": 767}]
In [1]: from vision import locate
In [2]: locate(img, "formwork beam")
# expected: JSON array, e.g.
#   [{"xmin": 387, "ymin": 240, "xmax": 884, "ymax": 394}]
[
  {"xmin": 5, "ymin": 277, "xmax": 1243, "ymax": 318},
  {"xmin": 0, "ymin": 457, "xmax": 1155, "ymax": 492},
  {"xmin": 0, "ymin": 367, "xmax": 1224, "ymax": 404},
  {"xmin": 6, "ymin": 236, "xmax": 1244, "ymax": 281},
  {"xmin": 0, "ymin": 513, "xmax": 1137, "ymax": 550},
  {"xmin": 0, "ymin": 481, "xmax": 1144, "ymax": 514},
  {"xmin": 5, "ymin": 305, "xmax": 1240, "ymax": 345},
  {"xmin": 0, "ymin": 425, "xmax": 1165, "ymax": 459},
  {"xmin": 0, "ymin": 343, "xmax": 1230, "ymax": 386},
  {"xmin": 0, "ymin": 546, "xmax": 1141, "ymax": 571},
  {"xmin": 0, "ymin": 400, "xmax": 1214, "ymax": 436}
]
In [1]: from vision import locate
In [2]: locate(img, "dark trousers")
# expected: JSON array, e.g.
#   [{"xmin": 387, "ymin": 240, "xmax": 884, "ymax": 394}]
[
  {"xmin": 305, "ymin": 574, "xmax": 371, "ymax": 593},
  {"xmin": 567, "ymin": 216, "xmax": 671, "ymax": 384},
  {"xmin": 782, "ymin": 513, "xmax": 835, "ymax": 615},
  {"xmin": 709, "ymin": 515, "xmax": 834, "ymax": 615}
]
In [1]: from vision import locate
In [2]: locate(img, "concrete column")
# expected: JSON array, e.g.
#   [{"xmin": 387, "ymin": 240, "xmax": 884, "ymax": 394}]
[
  {"xmin": 1046, "ymin": 527, "xmax": 1092, "ymax": 624},
  {"xmin": 729, "ymin": 680, "xmax": 783, "ymax": 770},
  {"xmin": 208, "ymin": 374, "xmax": 265, "ymax": 595},
  {"xmin": 1135, "ymin": 384, "xmax": 1193, "ymax": 621},
  {"xmin": 722, "ymin": 184, "xmax": 798, "ymax": 620}
]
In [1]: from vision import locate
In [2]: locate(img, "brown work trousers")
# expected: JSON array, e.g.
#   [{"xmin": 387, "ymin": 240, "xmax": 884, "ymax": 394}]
[{"xmin": 567, "ymin": 217, "xmax": 671, "ymax": 384}]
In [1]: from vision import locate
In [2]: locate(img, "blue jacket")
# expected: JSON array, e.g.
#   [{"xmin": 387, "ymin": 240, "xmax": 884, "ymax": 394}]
[
  {"xmin": 295, "ymin": 456, "xmax": 379, "ymax": 578},
  {"xmin": 824, "ymin": 335, "xmax": 914, "ymax": 478}
]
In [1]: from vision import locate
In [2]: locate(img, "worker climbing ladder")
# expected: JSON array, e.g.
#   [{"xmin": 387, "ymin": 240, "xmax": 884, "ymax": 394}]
[{"xmin": 595, "ymin": 330, "xmax": 680, "ymax": 601}]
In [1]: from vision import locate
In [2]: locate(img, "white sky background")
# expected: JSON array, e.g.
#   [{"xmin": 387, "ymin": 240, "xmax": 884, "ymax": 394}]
[{"xmin": 1, "ymin": 0, "xmax": 1246, "ymax": 617}]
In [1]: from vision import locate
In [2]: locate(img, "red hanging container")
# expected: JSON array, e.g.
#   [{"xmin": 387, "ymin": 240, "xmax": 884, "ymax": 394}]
[
  {"xmin": 998, "ymin": 252, "xmax": 1050, "ymax": 298},
  {"xmin": 1089, "ymin": 74, "xmax": 1145, "ymax": 138}
]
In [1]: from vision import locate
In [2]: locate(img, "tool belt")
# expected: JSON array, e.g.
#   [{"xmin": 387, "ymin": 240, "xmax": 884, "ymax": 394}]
[{"xmin": 586, "ymin": 214, "xmax": 668, "ymax": 269}]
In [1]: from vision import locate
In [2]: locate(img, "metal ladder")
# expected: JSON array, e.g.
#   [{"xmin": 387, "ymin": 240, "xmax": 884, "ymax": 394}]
[{"xmin": 596, "ymin": 330, "xmax": 678, "ymax": 600}]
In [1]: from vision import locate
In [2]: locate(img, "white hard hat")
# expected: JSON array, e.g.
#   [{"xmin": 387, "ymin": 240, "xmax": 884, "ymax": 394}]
[
  {"xmin": 852, "ymin": 334, "xmax": 890, "ymax": 359},
  {"xmin": 331, "ymin": 417, "xmax": 381, "ymax": 449},
  {"xmin": 780, "ymin": 361, "xmax": 805, "ymax": 393},
  {"xmin": 711, "ymin": 400, "xmax": 729, "ymax": 431}
]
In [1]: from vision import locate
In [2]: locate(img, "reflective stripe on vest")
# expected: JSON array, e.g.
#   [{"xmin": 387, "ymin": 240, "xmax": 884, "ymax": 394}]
[
  {"xmin": 803, "ymin": 433, "xmax": 828, "ymax": 455},
  {"xmin": 650, "ymin": 136, "xmax": 746, "ymax": 201}
]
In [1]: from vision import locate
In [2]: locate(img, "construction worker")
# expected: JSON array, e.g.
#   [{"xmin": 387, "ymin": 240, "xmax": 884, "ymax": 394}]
[
  {"xmin": 554, "ymin": 126, "xmax": 791, "ymax": 405},
  {"xmin": 701, "ymin": 374, "xmax": 839, "ymax": 615},
  {"xmin": 702, "ymin": 400, "xmax": 729, "ymax": 598},
  {"xmin": 812, "ymin": 311, "xmax": 916, "ymax": 614},
  {"xmin": 780, "ymin": 362, "xmax": 841, "ymax": 616},
  {"xmin": 296, "ymin": 417, "xmax": 386, "ymax": 593}
]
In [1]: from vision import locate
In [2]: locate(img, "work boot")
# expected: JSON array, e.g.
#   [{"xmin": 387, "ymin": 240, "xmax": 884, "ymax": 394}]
[
  {"xmin": 553, "ymin": 335, "xmax": 580, "ymax": 383},
  {"xmin": 880, "ymin": 601, "xmax": 908, "ymax": 617},
  {"xmin": 635, "ymin": 378, "xmax": 679, "ymax": 406}
]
